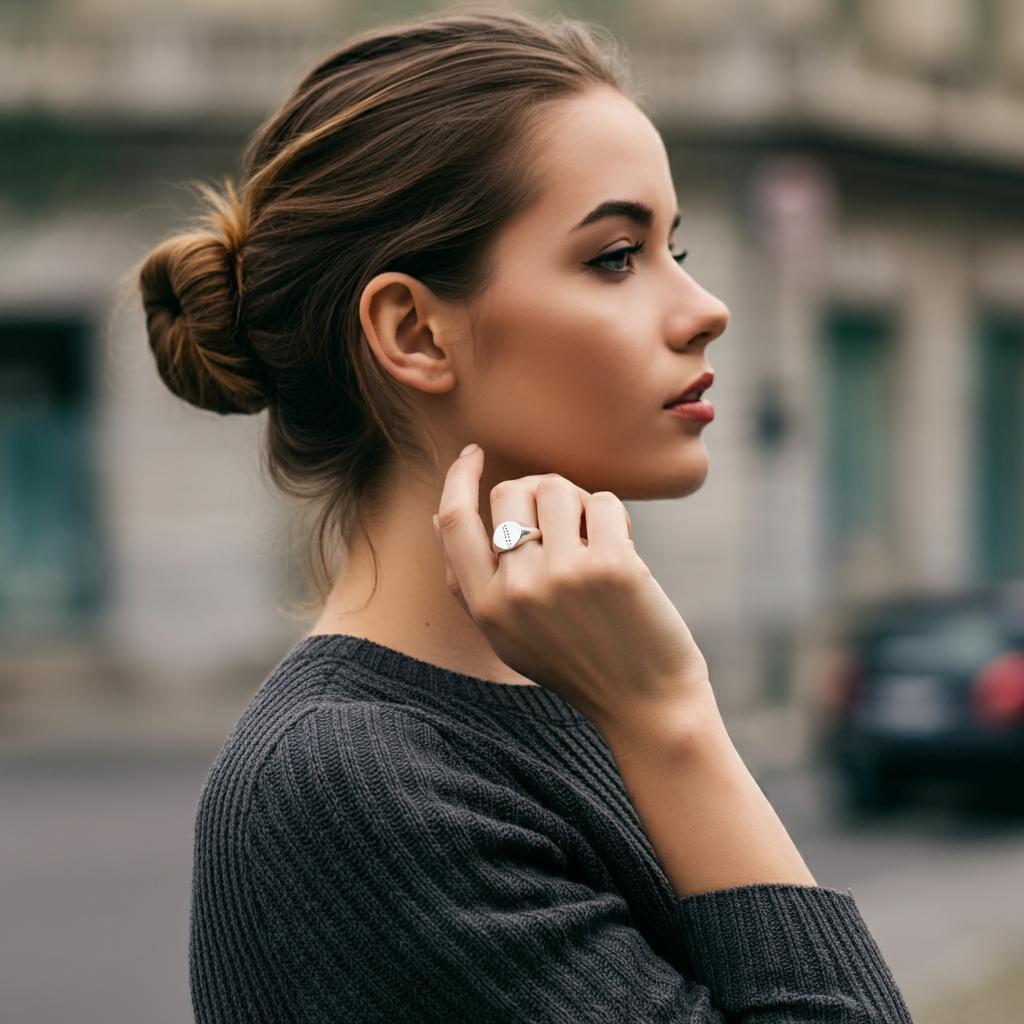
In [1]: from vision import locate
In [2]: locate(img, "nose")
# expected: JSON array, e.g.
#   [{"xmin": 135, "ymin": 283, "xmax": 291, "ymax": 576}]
[{"xmin": 669, "ymin": 284, "xmax": 730, "ymax": 350}]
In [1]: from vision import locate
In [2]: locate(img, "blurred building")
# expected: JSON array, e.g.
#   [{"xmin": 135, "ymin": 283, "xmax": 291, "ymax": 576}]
[{"xmin": 1, "ymin": 1, "xmax": 1022, "ymax": 732}]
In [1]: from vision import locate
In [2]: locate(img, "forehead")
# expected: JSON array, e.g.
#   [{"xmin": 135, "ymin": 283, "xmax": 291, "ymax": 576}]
[{"xmin": 522, "ymin": 86, "xmax": 676, "ymax": 231}]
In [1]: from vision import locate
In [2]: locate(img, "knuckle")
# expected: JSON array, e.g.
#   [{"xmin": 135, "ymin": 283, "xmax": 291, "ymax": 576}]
[
  {"xmin": 536, "ymin": 476, "xmax": 567, "ymax": 495},
  {"xmin": 490, "ymin": 473, "xmax": 564, "ymax": 502},
  {"xmin": 490, "ymin": 480, "xmax": 515, "ymax": 501},
  {"xmin": 586, "ymin": 558, "xmax": 629, "ymax": 587},
  {"xmin": 546, "ymin": 560, "xmax": 582, "ymax": 591},
  {"xmin": 502, "ymin": 573, "xmax": 541, "ymax": 607}
]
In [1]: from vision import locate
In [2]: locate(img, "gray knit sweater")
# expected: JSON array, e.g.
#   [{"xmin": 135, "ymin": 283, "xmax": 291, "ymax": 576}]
[{"xmin": 189, "ymin": 632, "xmax": 914, "ymax": 1022}]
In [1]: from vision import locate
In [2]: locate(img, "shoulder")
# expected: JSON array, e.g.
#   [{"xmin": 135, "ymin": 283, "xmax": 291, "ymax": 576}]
[
  {"xmin": 253, "ymin": 699, "xmax": 486, "ymax": 795},
  {"xmin": 245, "ymin": 700, "xmax": 560, "ymax": 868}
]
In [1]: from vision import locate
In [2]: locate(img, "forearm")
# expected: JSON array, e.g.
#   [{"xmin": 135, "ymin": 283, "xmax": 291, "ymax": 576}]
[{"xmin": 595, "ymin": 694, "xmax": 817, "ymax": 899}]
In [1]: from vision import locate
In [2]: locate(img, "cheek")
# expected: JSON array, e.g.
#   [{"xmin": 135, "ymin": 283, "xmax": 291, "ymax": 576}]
[
  {"xmin": 548, "ymin": 307, "xmax": 652, "ymax": 415},
  {"xmin": 476, "ymin": 275, "xmax": 651, "ymax": 423},
  {"xmin": 518, "ymin": 289, "xmax": 631, "ymax": 371},
  {"xmin": 511, "ymin": 305, "xmax": 629, "ymax": 407}
]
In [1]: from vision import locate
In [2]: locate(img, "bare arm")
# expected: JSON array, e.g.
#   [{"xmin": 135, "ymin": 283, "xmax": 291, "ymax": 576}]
[{"xmin": 593, "ymin": 692, "xmax": 817, "ymax": 899}]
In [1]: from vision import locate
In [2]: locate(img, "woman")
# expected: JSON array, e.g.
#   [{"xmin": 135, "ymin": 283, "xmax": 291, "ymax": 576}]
[{"xmin": 136, "ymin": 7, "xmax": 913, "ymax": 1022}]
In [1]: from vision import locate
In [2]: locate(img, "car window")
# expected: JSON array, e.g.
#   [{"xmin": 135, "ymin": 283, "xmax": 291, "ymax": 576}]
[{"xmin": 872, "ymin": 610, "xmax": 1007, "ymax": 674}]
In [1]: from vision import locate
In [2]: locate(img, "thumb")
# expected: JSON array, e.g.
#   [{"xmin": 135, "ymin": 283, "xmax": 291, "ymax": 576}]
[{"xmin": 433, "ymin": 513, "xmax": 471, "ymax": 616}]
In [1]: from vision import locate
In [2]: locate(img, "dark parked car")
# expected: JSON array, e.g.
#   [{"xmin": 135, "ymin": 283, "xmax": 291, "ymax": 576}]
[{"xmin": 814, "ymin": 581, "xmax": 1024, "ymax": 816}]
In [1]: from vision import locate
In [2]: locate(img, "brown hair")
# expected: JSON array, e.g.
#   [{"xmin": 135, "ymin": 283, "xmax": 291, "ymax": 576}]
[{"xmin": 133, "ymin": 4, "xmax": 637, "ymax": 616}]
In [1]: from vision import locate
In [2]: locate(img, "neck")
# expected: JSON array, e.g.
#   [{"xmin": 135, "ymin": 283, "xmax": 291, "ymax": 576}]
[{"xmin": 307, "ymin": 460, "xmax": 538, "ymax": 687}]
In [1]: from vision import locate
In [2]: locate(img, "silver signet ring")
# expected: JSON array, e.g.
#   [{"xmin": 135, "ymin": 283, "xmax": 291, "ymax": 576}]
[{"xmin": 492, "ymin": 520, "xmax": 543, "ymax": 553}]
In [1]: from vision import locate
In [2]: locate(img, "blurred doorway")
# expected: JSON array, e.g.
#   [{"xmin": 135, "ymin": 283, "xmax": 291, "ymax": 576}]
[
  {"xmin": 975, "ymin": 308, "xmax": 1024, "ymax": 582},
  {"xmin": 0, "ymin": 316, "xmax": 105, "ymax": 640},
  {"xmin": 822, "ymin": 305, "xmax": 900, "ymax": 599}
]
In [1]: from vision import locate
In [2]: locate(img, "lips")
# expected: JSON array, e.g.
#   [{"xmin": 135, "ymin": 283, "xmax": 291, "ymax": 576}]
[{"xmin": 663, "ymin": 370, "xmax": 715, "ymax": 408}]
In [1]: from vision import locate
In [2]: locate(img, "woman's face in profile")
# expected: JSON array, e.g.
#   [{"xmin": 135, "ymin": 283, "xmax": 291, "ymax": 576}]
[{"xmin": 463, "ymin": 84, "xmax": 731, "ymax": 501}]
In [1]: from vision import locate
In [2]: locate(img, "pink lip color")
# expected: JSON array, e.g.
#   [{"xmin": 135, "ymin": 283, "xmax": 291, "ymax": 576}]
[{"xmin": 665, "ymin": 399, "xmax": 714, "ymax": 423}]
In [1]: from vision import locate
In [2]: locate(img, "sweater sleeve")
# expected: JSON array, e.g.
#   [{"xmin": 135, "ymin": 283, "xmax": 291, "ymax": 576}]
[{"xmin": 241, "ymin": 703, "xmax": 912, "ymax": 1023}]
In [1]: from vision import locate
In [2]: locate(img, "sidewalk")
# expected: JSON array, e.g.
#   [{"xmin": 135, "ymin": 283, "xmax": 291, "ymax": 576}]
[
  {"xmin": 837, "ymin": 831, "xmax": 1024, "ymax": 1020},
  {"xmin": 914, "ymin": 944, "xmax": 1024, "ymax": 1023},
  {"xmin": 0, "ymin": 691, "xmax": 241, "ymax": 767}
]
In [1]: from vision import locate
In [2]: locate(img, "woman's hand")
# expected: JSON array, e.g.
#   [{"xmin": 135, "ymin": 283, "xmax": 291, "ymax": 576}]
[{"xmin": 431, "ymin": 444, "xmax": 713, "ymax": 730}]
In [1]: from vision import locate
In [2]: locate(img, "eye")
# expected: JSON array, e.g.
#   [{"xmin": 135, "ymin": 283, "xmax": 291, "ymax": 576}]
[
  {"xmin": 587, "ymin": 240, "xmax": 644, "ymax": 274},
  {"xmin": 586, "ymin": 240, "xmax": 690, "ymax": 276}
]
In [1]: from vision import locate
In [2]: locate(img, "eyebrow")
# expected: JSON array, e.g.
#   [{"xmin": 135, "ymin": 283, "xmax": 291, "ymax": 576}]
[{"xmin": 570, "ymin": 199, "xmax": 681, "ymax": 235}]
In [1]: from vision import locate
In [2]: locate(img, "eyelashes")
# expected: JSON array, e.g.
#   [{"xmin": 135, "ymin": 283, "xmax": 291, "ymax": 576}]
[{"xmin": 586, "ymin": 239, "xmax": 689, "ymax": 275}]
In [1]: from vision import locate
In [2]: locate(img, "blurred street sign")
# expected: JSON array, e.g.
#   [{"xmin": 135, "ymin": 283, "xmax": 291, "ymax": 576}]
[{"xmin": 749, "ymin": 155, "xmax": 839, "ymax": 263}]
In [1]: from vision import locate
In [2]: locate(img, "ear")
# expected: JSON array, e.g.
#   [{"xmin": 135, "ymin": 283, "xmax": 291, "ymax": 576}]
[{"xmin": 358, "ymin": 272, "xmax": 461, "ymax": 398}]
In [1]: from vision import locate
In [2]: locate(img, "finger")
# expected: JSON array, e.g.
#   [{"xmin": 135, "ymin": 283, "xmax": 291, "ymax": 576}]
[
  {"xmin": 501, "ymin": 474, "xmax": 631, "ymax": 543},
  {"xmin": 532, "ymin": 477, "xmax": 586, "ymax": 554},
  {"xmin": 489, "ymin": 479, "xmax": 547, "ymax": 567},
  {"xmin": 433, "ymin": 514, "xmax": 472, "ymax": 616},
  {"xmin": 432, "ymin": 514, "xmax": 458, "ymax": 592},
  {"xmin": 435, "ymin": 445, "xmax": 497, "ymax": 615},
  {"xmin": 583, "ymin": 491, "xmax": 634, "ymax": 555}
]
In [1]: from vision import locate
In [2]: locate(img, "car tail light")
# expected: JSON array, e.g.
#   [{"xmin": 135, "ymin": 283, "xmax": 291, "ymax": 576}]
[
  {"xmin": 825, "ymin": 650, "xmax": 864, "ymax": 719},
  {"xmin": 970, "ymin": 650, "xmax": 1024, "ymax": 727}
]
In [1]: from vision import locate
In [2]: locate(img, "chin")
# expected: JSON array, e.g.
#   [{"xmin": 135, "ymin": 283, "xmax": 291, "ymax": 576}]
[
  {"xmin": 571, "ymin": 443, "xmax": 711, "ymax": 500},
  {"xmin": 673, "ymin": 451, "xmax": 711, "ymax": 497},
  {"xmin": 611, "ymin": 462, "xmax": 710, "ymax": 501}
]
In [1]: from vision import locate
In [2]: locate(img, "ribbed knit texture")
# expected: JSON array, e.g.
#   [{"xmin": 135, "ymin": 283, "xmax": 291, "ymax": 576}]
[{"xmin": 189, "ymin": 632, "xmax": 914, "ymax": 1022}]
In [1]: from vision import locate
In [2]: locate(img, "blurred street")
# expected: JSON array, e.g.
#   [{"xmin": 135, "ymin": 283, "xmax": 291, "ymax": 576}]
[{"xmin": 2, "ymin": 709, "xmax": 1023, "ymax": 1024}]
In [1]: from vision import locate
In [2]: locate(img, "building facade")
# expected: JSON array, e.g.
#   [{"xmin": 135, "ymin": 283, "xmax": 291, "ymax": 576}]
[{"xmin": 1, "ymin": 1, "xmax": 1022, "ymax": 730}]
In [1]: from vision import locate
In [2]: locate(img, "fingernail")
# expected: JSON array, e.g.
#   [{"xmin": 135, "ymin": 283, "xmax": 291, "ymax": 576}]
[
  {"xmin": 460, "ymin": 443, "xmax": 478, "ymax": 457},
  {"xmin": 431, "ymin": 514, "xmax": 439, "ymax": 529}
]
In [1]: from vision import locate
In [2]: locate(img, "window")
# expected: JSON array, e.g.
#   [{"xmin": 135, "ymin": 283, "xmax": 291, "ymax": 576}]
[
  {"xmin": 975, "ymin": 308, "xmax": 1024, "ymax": 580},
  {"xmin": 821, "ymin": 305, "xmax": 899, "ymax": 595},
  {"xmin": 0, "ymin": 317, "xmax": 105, "ymax": 637}
]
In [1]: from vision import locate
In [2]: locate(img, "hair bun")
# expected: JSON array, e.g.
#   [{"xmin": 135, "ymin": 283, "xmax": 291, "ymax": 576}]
[{"xmin": 139, "ymin": 181, "xmax": 270, "ymax": 415}]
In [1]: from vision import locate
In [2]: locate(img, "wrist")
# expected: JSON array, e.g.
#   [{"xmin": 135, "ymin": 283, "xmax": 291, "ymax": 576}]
[{"xmin": 595, "ymin": 688, "xmax": 731, "ymax": 767}]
